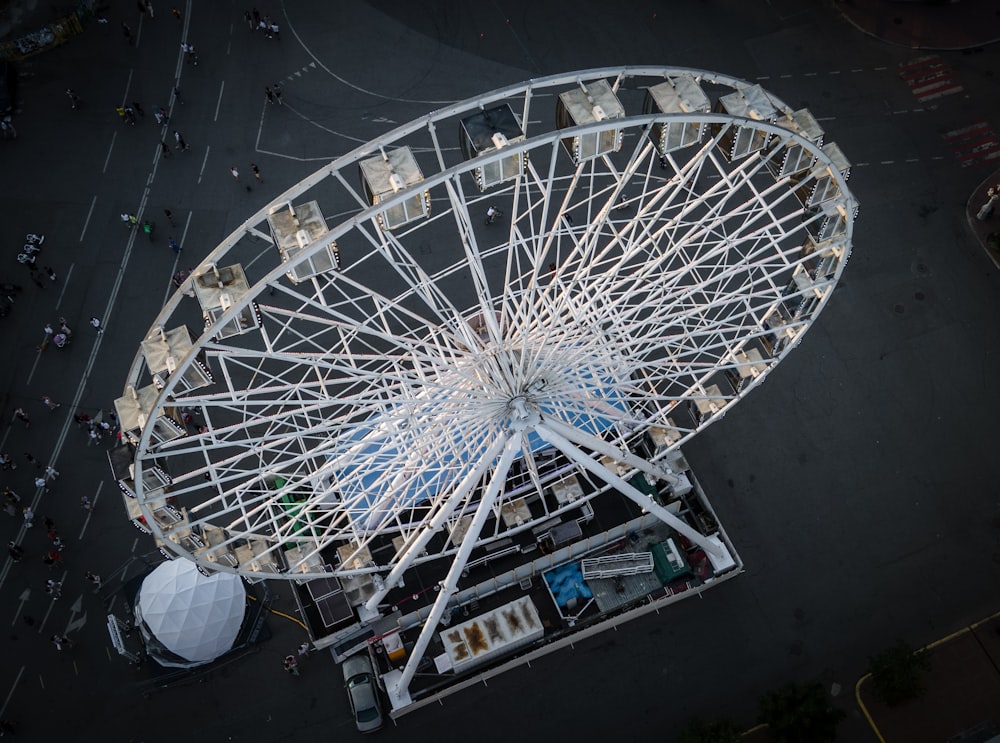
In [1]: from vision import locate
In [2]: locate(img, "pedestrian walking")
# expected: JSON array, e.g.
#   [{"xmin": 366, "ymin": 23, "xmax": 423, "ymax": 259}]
[
  {"xmin": 171, "ymin": 7, "xmax": 182, "ymax": 21},
  {"xmin": 45, "ymin": 266, "xmax": 57, "ymax": 281},
  {"xmin": 123, "ymin": 105, "xmax": 136, "ymax": 125},
  {"xmin": 164, "ymin": 208, "xmax": 175, "ymax": 225},
  {"xmin": 160, "ymin": 140, "xmax": 172, "ymax": 158},
  {"xmin": 88, "ymin": 428, "xmax": 102, "ymax": 445},
  {"xmin": 80, "ymin": 495, "xmax": 94, "ymax": 512},
  {"xmin": 230, "ymin": 165, "xmax": 240, "ymax": 182},
  {"xmin": 34, "ymin": 476, "xmax": 49, "ymax": 493},
  {"xmin": 22, "ymin": 506, "xmax": 34, "ymax": 528},
  {"xmin": 142, "ymin": 220, "xmax": 155, "ymax": 241},
  {"xmin": 0, "ymin": 454, "xmax": 15, "ymax": 470},
  {"xmin": 144, "ymin": 0, "xmax": 154, "ymax": 19},
  {"xmin": 90, "ymin": 316, "xmax": 104, "ymax": 333},
  {"xmin": 29, "ymin": 269, "xmax": 45, "ymax": 289},
  {"xmin": 122, "ymin": 21, "xmax": 133, "ymax": 45},
  {"xmin": 173, "ymin": 86, "xmax": 183, "ymax": 105},
  {"xmin": 0, "ymin": 719, "xmax": 18, "ymax": 735},
  {"xmin": 42, "ymin": 395, "xmax": 59, "ymax": 411},
  {"xmin": 297, "ymin": 641, "xmax": 313, "ymax": 658},
  {"xmin": 66, "ymin": 88, "xmax": 80, "ymax": 109},
  {"xmin": 252, "ymin": 8, "xmax": 260, "ymax": 27},
  {"xmin": 283, "ymin": 655, "xmax": 299, "ymax": 675},
  {"xmin": 264, "ymin": 86, "xmax": 274, "ymax": 104},
  {"xmin": 85, "ymin": 571, "xmax": 102, "ymax": 592},
  {"xmin": 251, "ymin": 163, "xmax": 262, "ymax": 183},
  {"xmin": 121, "ymin": 212, "xmax": 135, "ymax": 228},
  {"xmin": 186, "ymin": 44, "xmax": 198, "ymax": 65},
  {"xmin": 51, "ymin": 634, "xmax": 72, "ymax": 650},
  {"xmin": 173, "ymin": 130, "xmax": 188, "ymax": 151},
  {"xmin": 273, "ymin": 83, "xmax": 283, "ymax": 105},
  {"xmin": 132, "ymin": 101, "xmax": 145, "ymax": 118},
  {"xmin": 7, "ymin": 541, "xmax": 23, "ymax": 562},
  {"xmin": 244, "ymin": 10, "xmax": 253, "ymax": 30},
  {"xmin": 269, "ymin": 21, "xmax": 280, "ymax": 40},
  {"xmin": 154, "ymin": 106, "xmax": 169, "ymax": 124},
  {"xmin": 58, "ymin": 317, "xmax": 72, "ymax": 336},
  {"xmin": 168, "ymin": 237, "xmax": 181, "ymax": 254},
  {"xmin": 43, "ymin": 516, "xmax": 55, "ymax": 530},
  {"xmin": 45, "ymin": 549, "xmax": 62, "ymax": 568},
  {"xmin": 24, "ymin": 452, "xmax": 42, "ymax": 469},
  {"xmin": 46, "ymin": 579, "xmax": 62, "ymax": 599},
  {"xmin": 13, "ymin": 408, "xmax": 30, "ymax": 427}
]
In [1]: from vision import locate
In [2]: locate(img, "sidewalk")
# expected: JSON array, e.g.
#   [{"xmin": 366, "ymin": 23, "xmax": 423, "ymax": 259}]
[
  {"xmin": 857, "ymin": 612, "xmax": 1000, "ymax": 742},
  {"xmin": 836, "ymin": 0, "xmax": 1000, "ymax": 51},
  {"xmin": 967, "ymin": 170, "xmax": 1000, "ymax": 269}
]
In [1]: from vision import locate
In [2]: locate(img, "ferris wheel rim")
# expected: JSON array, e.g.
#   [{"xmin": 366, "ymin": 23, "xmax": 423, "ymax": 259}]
[{"xmin": 124, "ymin": 68, "xmax": 857, "ymax": 580}]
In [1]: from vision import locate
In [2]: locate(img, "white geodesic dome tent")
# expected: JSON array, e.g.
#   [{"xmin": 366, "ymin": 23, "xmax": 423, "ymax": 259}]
[{"xmin": 136, "ymin": 560, "xmax": 246, "ymax": 668}]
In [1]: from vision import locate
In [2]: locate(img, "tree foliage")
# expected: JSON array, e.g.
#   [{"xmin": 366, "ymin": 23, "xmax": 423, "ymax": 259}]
[
  {"xmin": 678, "ymin": 716, "xmax": 743, "ymax": 743},
  {"xmin": 757, "ymin": 681, "xmax": 845, "ymax": 743},
  {"xmin": 868, "ymin": 640, "xmax": 932, "ymax": 707}
]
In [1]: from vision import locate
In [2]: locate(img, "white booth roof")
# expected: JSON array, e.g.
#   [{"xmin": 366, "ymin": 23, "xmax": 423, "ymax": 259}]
[{"xmin": 138, "ymin": 560, "xmax": 246, "ymax": 664}]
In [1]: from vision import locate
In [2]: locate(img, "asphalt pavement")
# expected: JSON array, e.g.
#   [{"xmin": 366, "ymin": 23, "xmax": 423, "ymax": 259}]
[{"xmin": 0, "ymin": 2, "xmax": 999, "ymax": 741}]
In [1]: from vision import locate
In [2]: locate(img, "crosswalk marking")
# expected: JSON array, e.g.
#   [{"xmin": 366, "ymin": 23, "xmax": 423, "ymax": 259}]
[
  {"xmin": 899, "ymin": 55, "xmax": 963, "ymax": 102},
  {"xmin": 944, "ymin": 120, "xmax": 1000, "ymax": 168}
]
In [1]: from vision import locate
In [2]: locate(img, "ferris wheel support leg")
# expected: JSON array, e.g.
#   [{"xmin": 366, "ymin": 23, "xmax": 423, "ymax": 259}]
[
  {"xmin": 391, "ymin": 436, "xmax": 522, "ymax": 702},
  {"xmin": 533, "ymin": 423, "xmax": 724, "ymax": 558},
  {"xmin": 539, "ymin": 415, "xmax": 682, "ymax": 489},
  {"xmin": 363, "ymin": 434, "xmax": 511, "ymax": 615}
]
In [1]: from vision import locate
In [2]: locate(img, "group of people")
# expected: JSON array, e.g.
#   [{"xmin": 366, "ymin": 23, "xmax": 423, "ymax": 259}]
[{"xmin": 245, "ymin": 8, "xmax": 280, "ymax": 39}]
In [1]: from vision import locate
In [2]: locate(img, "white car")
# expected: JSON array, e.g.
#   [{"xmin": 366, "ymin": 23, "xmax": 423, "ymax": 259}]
[{"xmin": 342, "ymin": 653, "xmax": 384, "ymax": 733}]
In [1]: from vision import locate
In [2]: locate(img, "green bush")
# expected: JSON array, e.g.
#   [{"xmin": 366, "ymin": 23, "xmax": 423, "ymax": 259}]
[
  {"xmin": 678, "ymin": 716, "xmax": 743, "ymax": 743},
  {"xmin": 757, "ymin": 681, "xmax": 845, "ymax": 743},
  {"xmin": 868, "ymin": 640, "xmax": 932, "ymax": 707}
]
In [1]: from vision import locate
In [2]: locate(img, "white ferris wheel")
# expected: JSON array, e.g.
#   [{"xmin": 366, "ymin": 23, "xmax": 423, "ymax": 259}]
[{"xmin": 116, "ymin": 66, "xmax": 856, "ymax": 659}]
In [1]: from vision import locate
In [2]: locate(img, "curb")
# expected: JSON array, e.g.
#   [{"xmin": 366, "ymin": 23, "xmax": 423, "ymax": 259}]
[
  {"xmin": 833, "ymin": 1, "xmax": 1000, "ymax": 52},
  {"xmin": 854, "ymin": 607, "xmax": 1000, "ymax": 743},
  {"xmin": 966, "ymin": 170, "xmax": 1000, "ymax": 271}
]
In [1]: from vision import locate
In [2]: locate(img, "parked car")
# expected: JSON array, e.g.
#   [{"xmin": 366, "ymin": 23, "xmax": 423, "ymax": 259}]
[{"xmin": 342, "ymin": 653, "xmax": 384, "ymax": 733}]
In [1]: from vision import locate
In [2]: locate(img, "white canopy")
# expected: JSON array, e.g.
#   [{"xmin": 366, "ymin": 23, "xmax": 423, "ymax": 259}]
[{"xmin": 138, "ymin": 560, "xmax": 246, "ymax": 665}]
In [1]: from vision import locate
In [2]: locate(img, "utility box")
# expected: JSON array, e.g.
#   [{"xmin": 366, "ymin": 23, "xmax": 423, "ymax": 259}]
[
  {"xmin": 459, "ymin": 104, "xmax": 526, "ymax": 191},
  {"xmin": 267, "ymin": 200, "xmax": 341, "ymax": 283},
  {"xmin": 359, "ymin": 147, "xmax": 429, "ymax": 230},
  {"xmin": 644, "ymin": 73, "xmax": 710, "ymax": 155},
  {"xmin": 556, "ymin": 79, "xmax": 624, "ymax": 163}
]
